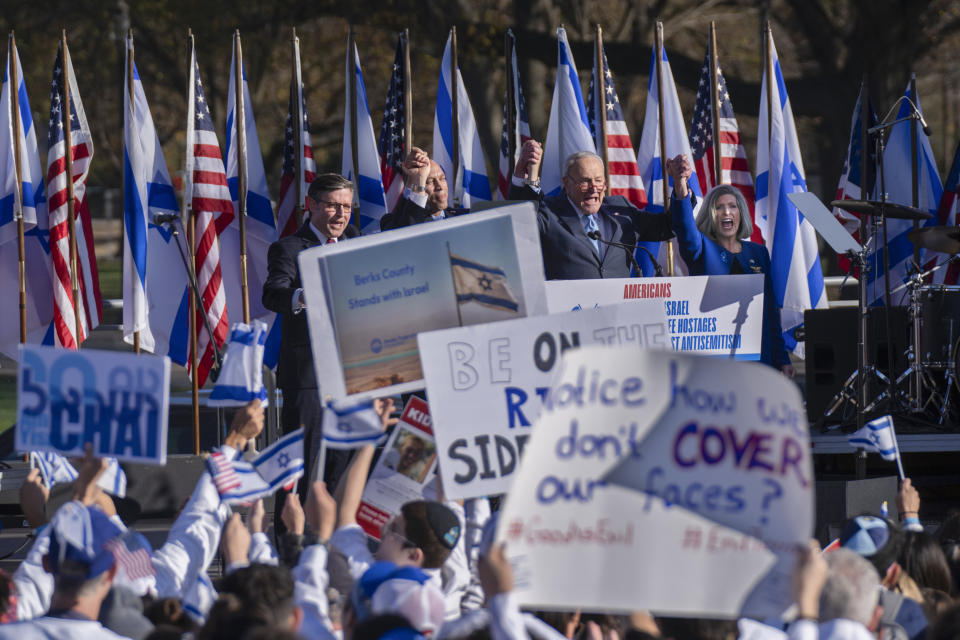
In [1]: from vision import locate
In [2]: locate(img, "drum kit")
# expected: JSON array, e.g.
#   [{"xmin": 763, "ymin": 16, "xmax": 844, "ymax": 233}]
[{"xmin": 823, "ymin": 199, "xmax": 960, "ymax": 427}]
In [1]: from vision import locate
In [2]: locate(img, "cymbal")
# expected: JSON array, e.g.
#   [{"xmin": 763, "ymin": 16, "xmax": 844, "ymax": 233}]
[
  {"xmin": 829, "ymin": 199, "xmax": 932, "ymax": 221},
  {"xmin": 907, "ymin": 226, "xmax": 960, "ymax": 254}
]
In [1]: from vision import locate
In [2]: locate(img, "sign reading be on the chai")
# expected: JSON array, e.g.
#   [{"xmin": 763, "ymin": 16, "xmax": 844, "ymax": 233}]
[{"xmin": 17, "ymin": 345, "xmax": 171, "ymax": 464}]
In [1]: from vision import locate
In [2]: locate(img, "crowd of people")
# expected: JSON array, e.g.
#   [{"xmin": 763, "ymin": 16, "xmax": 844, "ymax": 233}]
[{"xmin": 5, "ymin": 143, "xmax": 955, "ymax": 639}]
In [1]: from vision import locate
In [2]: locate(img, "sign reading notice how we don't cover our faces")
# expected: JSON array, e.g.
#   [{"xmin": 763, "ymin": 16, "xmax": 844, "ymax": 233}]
[
  {"xmin": 418, "ymin": 302, "xmax": 669, "ymax": 500},
  {"xmin": 496, "ymin": 347, "xmax": 812, "ymax": 618},
  {"xmin": 17, "ymin": 345, "xmax": 171, "ymax": 465},
  {"xmin": 299, "ymin": 203, "xmax": 547, "ymax": 402}
]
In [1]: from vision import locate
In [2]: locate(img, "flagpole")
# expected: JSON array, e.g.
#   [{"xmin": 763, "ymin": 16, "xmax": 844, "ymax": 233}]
[
  {"xmin": 234, "ymin": 30, "xmax": 250, "ymax": 324},
  {"xmin": 127, "ymin": 31, "xmax": 140, "ymax": 354},
  {"xmin": 60, "ymin": 31, "xmax": 83, "ymax": 348},
  {"xmin": 764, "ymin": 24, "xmax": 773, "ymax": 150},
  {"xmin": 347, "ymin": 27, "xmax": 360, "ymax": 210},
  {"xmin": 891, "ymin": 422, "xmax": 906, "ymax": 481},
  {"xmin": 403, "ymin": 29, "xmax": 412, "ymax": 152},
  {"xmin": 654, "ymin": 21, "xmax": 673, "ymax": 276},
  {"xmin": 595, "ymin": 25, "xmax": 610, "ymax": 196},
  {"xmin": 909, "ymin": 73, "xmax": 920, "ymax": 267},
  {"xmin": 9, "ymin": 33, "xmax": 27, "ymax": 344},
  {"xmin": 186, "ymin": 30, "xmax": 200, "ymax": 455},
  {"xmin": 291, "ymin": 28, "xmax": 304, "ymax": 229},
  {"xmin": 857, "ymin": 75, "xmax": 869, "ymax": 435},
  {"xmin": 450, "ymin": 27, "xmax": 460, "ymax": 207},
  {"xmin": 708, "ymin": 22, "xmax": 722, "ymax": 188},
  {"xmin": 505, "ymin": 29, "xmax": 517, "ymax": 179}
]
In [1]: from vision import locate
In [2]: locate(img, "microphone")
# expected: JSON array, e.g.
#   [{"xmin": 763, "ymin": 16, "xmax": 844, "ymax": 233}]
[
  {"xmin": 917, "ymin": 111, "xmax": 932, "ymax": 137},
  {"xmin": 153, "ymin": 213, "xmax": 180, "ymax": 225},
  {"xmin": 587, "ymin": 230, "xmax": 664, "ymax": 277}
]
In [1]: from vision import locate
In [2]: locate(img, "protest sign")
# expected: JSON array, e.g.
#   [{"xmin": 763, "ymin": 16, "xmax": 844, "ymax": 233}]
[
  {"xmin": 496, "ymin": 347, "xmax": 812, "ymax": 617},
  {"xmin": 546, "ymin": 274, "xmax": 763, "ymax": 360},
  {"xmin": 299, "ymin": 203, "xmax": 546, "ymax": 401},
  {"xmin": 418, "ymin": 302, "xmax": 669, "ymax": 500},
  {"xmin": 17, "ymin": 345, "xmax": 171, "ymax": 465},
  {"xmin": 357, "ymin": 396, "xmax": 440, "ymax": 539}
]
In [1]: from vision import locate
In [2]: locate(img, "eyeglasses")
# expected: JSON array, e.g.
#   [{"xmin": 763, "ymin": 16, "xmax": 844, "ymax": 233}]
[
  {"xmin": 315, "ymin": 200, "xmax": 353, "ymax": 214},
  {"xmin": 573, "ymin": 177, "xmax": 606, "ymax": 190},
  {"xmin": 381, "ymin": 515, "xmax": 417, "ymax": 549}
]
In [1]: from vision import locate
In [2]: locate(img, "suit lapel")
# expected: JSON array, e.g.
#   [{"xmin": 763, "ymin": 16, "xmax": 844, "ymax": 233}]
[{"xmin": 598, "ymin": 206, "xmax": 626, "ymax": 267}]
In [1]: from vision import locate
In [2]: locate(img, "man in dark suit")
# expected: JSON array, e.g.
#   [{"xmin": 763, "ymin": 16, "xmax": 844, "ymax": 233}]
[
  {"xmin": 262, "ymin": 173, "xmax": 358, "ymax": 485},
  {"xmin": 380, "ymin": 146, "xmax": 467, "ymax": 231},
  {"xmin": 508, "ymin": 140, "xmax": 671, "ymax": 280}
]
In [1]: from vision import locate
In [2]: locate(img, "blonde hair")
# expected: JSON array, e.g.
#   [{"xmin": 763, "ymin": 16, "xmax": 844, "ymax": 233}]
[{"xmin": 696, "ymin": 184, "xmax": 753, "ymax": 242}]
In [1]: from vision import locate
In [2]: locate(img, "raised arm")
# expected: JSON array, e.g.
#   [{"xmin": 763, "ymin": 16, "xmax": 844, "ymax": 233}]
[{"xmin": 665, "ymin": 154, "xmax": 706, "ymax": 263}]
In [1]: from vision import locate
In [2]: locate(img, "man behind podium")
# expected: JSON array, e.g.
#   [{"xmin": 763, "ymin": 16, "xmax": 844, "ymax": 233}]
[
  {"xmin": 508, "ymin": 139, "xmax": 672, "ymax": 280},
  {"xmin": 263, "ymin": 173, "xmax": 358, "ymax": 485}
]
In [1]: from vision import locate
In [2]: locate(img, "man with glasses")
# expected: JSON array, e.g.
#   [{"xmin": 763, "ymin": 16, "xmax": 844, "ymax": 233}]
[
  {"xmin": 380, "ymin": 146, "xmax": 467, "ymax": 231},
  {"xmin": 263, "ymin": 173, "xmax": 359, "ymax": 486},
  {"xmin": 510, "ymin": 140, "xmax": 672, "ymax": 280}
]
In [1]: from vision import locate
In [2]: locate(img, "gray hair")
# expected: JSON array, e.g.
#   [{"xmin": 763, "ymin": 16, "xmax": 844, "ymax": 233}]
[
  {"xmin": 695, "ymin": 184, "xmax": 753, "ymax": 242},
  {"xmin": 819, "ymin": 548, "xmax": 881, "ymax": 626},
  {"xmin": 563, "ymin": 151, "xmax": 604, "ymax": 178},
  {"xmin": 307, "ymin": 173, "xmax": 354, "ymax": 201}
]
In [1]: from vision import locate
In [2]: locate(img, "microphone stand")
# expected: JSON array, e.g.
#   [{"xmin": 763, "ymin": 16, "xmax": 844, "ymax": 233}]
[
  {"xmin": 587, "ymin": 230, "xmax": 665, "ymax": 277},
  {"xmin": 155, "ymin": 214, "xmax": 224, "ymax": 382}
]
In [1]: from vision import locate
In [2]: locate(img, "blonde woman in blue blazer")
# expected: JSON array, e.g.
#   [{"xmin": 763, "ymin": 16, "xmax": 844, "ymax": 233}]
[{"xmin": 666, "ymin": 154, "xmax": 794, "ymax": 375}]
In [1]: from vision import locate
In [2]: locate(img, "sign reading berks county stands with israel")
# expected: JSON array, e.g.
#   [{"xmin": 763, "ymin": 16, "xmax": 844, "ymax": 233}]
[
  {"xmin": 16, "ymin": 345, "xmax": 171, "ymax": 465},
  {"xmin": 496, "ymin": 347, "xmax": 812, "ymax": 618}
]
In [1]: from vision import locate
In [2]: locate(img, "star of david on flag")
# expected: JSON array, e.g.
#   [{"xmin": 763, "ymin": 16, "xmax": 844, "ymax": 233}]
[{"xmin": 449, "ymin": 252, "xmax": 519, "ymax": 312}]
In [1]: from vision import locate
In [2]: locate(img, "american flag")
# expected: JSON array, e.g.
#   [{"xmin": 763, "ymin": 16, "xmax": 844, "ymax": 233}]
[
  {"xmin": 187, "ymin": 48, "xmax": 231, "ymax": 387},
  {"xmin": 936, "ymin": 141, "xmax": 960, "ymax": 285},
  {"xmin": 497, "ymin": 29, "xmax": 532, "ymax": 199},
  {"xmin": 46, "ymin": 40, "xmax": 101, "ymax": 349},
  {"xmin": 276, "ymin": 38, "xmax": 315, "ymax": 239},
  {"xmin": 106, "ymin": 533, "xmax": 155, "ymax": 581},
  {"xmin": 689, "ymin": 52, "xmax": 761, "ymax": 243},
  {"xmin": 832, "ymin": 87, "xmax": 876, "ymax": 275},
  {"xmin": 378, "ymin": 33, "xmax": 407, "ymax": 213},
  {"xmin": 587, "ymin": 44, "xmax": 646, "ymax": 209},
  {"xmin": 207, "ymin": 450, "xmax": 241, "ymax": 494}
]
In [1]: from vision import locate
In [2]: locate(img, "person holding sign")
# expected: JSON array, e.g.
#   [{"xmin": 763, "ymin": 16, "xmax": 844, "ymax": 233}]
[
  {"xmin": 510, "ymin": 140, "xmax": 672, "ymax": 280},
  {"xmin": 665, "ymin": 154, "xmax": 793, "ymax": 375},
  {"xmin": 263, "ymin": 173, "xmax": 360, "ymax": 485},
  {"xmin": 380, "ymin": 147, "xmax": 468, "ymax": 230}
]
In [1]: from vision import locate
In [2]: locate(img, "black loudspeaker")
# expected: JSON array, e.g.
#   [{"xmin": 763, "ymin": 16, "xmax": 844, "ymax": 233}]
[{"xmin": 804, "ymin": 307, "xmax": 909, "ymax": 423}]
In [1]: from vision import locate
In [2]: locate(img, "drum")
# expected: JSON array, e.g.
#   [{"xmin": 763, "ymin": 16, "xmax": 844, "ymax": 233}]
[{"xmin": 919, "ymin": 285, "xmax": 960, "ymax": 367}]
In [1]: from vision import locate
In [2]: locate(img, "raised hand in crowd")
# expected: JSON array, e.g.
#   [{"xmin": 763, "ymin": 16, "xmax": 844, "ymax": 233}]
[
  {"xmin": 282, "ymin": 488, "xmax": 306, "ymax": 537},
  {"xmin": 374, "ymin": 396, "xmax": 397, "ymax": 430},
  {"xmin": 246, "ymin": 498, "xmax": 268, "ymax": 536},
  {"xmin": 793, "ymin": 539, "xmax": 828, "ymax": 622},
  {"xmin": 223, "ymin": 399, "xmax": 265, "ymax": 452},
  {"xmin": 898, "ymin": 477, "xmax": 921, "ymax": 524},
  {"xmin": 71, "ymin": 443, "xmax": 109, "ymax": 507},
  {"xmin": 222, "ymin": 512, "xmax": 252, "ymax": 568},
  {"xmin": 304, "ymin": 481, "xmax": 337, "ymax": 542},
  {"xmin": 664, "ymin": 154, "xmax": 692, "ymax": 200},
  {"xmin": 19, "ymin": 469, "xmax": 48, "ymax": 529},
  {"xmin": 513, "ymin": 139, "xmax": 543, "ymax": 180}
]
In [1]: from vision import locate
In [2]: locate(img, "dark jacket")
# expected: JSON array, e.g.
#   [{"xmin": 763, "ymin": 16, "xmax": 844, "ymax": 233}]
[
  {"xmin": 508, "ymin": 183, "xmax": 672, "ymax": 280},
  {"xmin": 262, "ymin": 221, "xmax": 359, "ymax": 389},
  {"xmin": 379, "ymin": 193, "xmax": 468, "ymax": 231}
]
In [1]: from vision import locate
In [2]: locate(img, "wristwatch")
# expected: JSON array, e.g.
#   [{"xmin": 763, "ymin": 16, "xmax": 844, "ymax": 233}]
[
  {"xmin": 522, "ymin": 177, "xmax": 541, "ymax": 188},
  {"xmin": 409, "ymin": 184, "xmax": 427, "ymax": 194}
]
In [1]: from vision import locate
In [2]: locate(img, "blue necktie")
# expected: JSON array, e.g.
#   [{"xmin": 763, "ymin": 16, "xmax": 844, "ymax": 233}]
[{"xmin": 583, "ymin": 214, "xmax": 600, "ymax": 256}]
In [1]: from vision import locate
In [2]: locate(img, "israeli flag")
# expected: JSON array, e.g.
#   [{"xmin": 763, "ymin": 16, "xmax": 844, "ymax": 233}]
[
  {"xmin": 0, "ymin": 39, "xmax": 54, "ymax": 358},
  {"xmin": 224, "ymin": 38, "xmax": 281, "ymax": 366},
  {"xmin": 873, "ymin": 81, "xmax": 943, "ymax": 297},
  {"xmin": 321, "ymin": 397, "xmax": 386, "ymax": 450},
  {"xmin": 433, "ymin": 32, "xmax": 492, "ymax": 208},
  {"xmin": 121, "ymin": 36, "xmax": 190, "ymax": 365},
  {"xmin": 755, "ymin": 33, "xmax": 826, "ymax": 356},
  {"xmin": 215, "ymin": 429, "xmax": 305, "ymax": 504},
  {"xmin": 30, "ymin": 451, "xmax": 127, "ymax": 497},
  {"xmin": 541, "ymin": 27, "xmax": 596, "ymax": 197},
  {"xmin": 209, "ymin": 319, "xmax": 269, "ymax": 407},
  {"xmin": 342, "ymin": 38, "xmax": 387, "ymax": 234},
  {"xmin": 847, "ymin": 415, "xmax": 899, "ymax": 462}
]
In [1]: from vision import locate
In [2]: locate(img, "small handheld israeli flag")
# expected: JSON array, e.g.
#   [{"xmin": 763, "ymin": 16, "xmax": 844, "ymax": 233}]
[
  {"xmin": 209, "ymin": 320, "xmax": 269, "ymax": 407},
  {"xmin": 847, "ymin": 414, "xmax": 904, "ymax": 479},
  {"xmin": 321, "ymin": 397, "xmax": 387, "ymax": 450},
  {"xmin": 209, "ymin": 428, "xmax": 304, "ymax": 505},
  {"xmin": 31, "ymin": 452, "xmax": 127, "ymax": 498}
]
